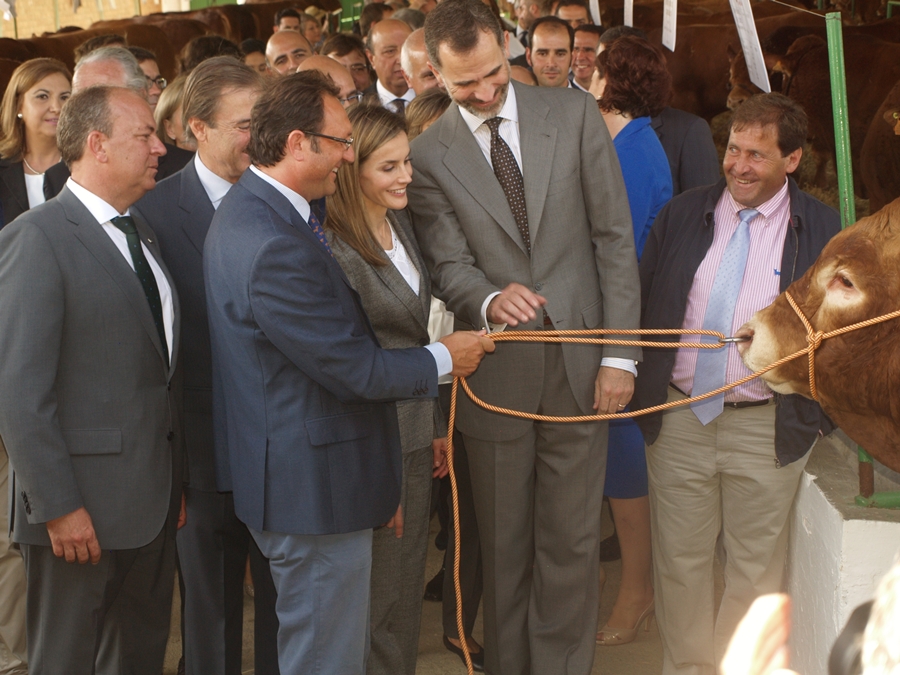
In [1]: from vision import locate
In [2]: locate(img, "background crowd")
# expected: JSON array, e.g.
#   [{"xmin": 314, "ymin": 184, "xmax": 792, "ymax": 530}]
[{"xmin": 0, "ymin": 1, "xmax": 896, "ymax": 675}]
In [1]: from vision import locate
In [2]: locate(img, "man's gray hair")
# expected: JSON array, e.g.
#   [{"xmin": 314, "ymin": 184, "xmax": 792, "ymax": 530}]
[
  {"xmin": 57, "ymin": 86, "xmax": 115, "ymax": 167},
  {"xmin": 73, "ymin": 46, "xmax": 149, "ymax": 95}
]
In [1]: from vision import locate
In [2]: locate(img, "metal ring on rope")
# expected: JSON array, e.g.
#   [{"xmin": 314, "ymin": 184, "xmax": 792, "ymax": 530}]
[{"xmin": 444, "ymin": 297, "xmax": 900, "ymax": 674}]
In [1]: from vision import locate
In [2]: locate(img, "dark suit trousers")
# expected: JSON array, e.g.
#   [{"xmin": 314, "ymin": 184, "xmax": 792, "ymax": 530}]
[
  {"xmin": 21, "ymin": 525, "xmax": 175, "ymax": 675},
  {"xmin": 439, "ymin": 384, "xmax": 483, "ymax": 641},
  {"xmin": 176, "ymin": 487, "xmax": 280, "ymax": 675},
  {"xmin": 463, "ymin": 344, "xmax": 607, "ymax": 675}
]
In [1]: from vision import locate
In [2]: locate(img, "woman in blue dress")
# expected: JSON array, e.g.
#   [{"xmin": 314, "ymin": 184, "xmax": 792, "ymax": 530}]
[{"xmin": 590, "ymin": 34, "xmax": 673, "ymax": 646}]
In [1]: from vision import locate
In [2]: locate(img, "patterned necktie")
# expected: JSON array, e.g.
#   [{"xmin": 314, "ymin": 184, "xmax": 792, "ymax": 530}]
[
  {"xmin": 391, "ymin": 98, "xmax": 406, "ymax": 117},
  {"xmin": 307, "ymin": 209, "xmax": 333, "ymax": 257},
  {"xmin": 690, "ymin": 208, "xmax": 759, "ymax": 425},
  {"xmin": 110, "ymin": 215, "xmax": 169, "ymax": 364},
  {"xmin": 485, "ymin": 116, "xmax": 530, "ymax": 255}
]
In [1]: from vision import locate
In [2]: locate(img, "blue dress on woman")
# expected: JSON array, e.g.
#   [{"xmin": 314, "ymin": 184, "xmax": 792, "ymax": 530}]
[{"xmin": 606, "ymin": 116, "xmax": 673, "ymax": 499}]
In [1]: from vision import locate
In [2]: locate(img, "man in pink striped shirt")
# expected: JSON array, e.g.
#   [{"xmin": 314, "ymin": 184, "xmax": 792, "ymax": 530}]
[{"xmin": 632, "ymin": 93, "xmax": 841, "ymax": 675}]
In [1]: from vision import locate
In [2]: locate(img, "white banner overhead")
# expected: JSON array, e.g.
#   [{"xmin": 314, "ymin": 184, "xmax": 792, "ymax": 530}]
[
  {"xmin": 730, "ymin": 0, "xmax": 771, "ymax": 93},
  {"xmin": 662, "ymin": 0, "xmax": 677, "ymax": 50},
  {"xmin": 625, "ymin": 0, "xmax": 634, "ymax": 27}
]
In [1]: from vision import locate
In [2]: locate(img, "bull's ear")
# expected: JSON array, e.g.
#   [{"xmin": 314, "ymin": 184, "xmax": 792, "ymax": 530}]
[{"xmin": 763, "ymin": 52, "xmax": 779, "ymax": 71}]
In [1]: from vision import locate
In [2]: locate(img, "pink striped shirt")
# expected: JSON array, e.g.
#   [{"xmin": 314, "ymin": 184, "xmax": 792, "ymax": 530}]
[{"xmin": 671, "ymin": 179, "xmax": 791, "ymax": 402}]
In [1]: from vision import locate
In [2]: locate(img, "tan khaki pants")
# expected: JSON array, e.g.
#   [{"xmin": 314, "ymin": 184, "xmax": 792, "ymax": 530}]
[
  {"xmin": 646, "ymin": 388, "xmax": 810, "ymax": 675},
  {"xmin": 0, "ymin": 436, "xmax": 27, "ymax": 674}
]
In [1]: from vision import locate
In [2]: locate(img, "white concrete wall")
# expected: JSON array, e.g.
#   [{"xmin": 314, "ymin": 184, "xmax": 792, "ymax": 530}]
[{"xmin": 788, "ymin": 436, "xmax": 900, "ymax": 675}]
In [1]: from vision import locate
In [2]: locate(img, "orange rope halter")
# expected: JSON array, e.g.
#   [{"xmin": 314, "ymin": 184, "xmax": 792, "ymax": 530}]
[{"xmin": 444, "ymin": 296, "xmax": 900, "ymax": 674}]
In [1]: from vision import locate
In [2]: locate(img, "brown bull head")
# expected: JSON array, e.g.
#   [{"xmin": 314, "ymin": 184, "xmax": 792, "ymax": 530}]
[{"xmin": 737, "ymin": 199, "xmax": 900, "ymax": 472}]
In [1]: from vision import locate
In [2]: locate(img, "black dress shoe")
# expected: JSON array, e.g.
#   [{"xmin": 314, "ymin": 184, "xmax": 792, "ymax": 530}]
[
  {"xmin": 598, "ymin": 530, "xmax": 621, "ymax": 562},
  {"xmin": 443, "ymin": 634, "xmax": 485, "ymax": 672},
  {"xmin": 424, "ymin": 566, "xmax": 444, "ymax": 602}
]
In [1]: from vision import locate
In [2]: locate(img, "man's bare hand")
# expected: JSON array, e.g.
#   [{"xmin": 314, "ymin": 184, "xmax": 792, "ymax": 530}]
[
  {"xmin": 593, "ymin": 366, "xmax": 635, "ymax": 414},
  {"xmin": 486, "ymin": 283, "xmax": 546, "ymax": 327},
  {"xmin": 385, "ymin": 505, "xmax": 404, "ymax": 539},
  {"xmin": 46, "ymin": 506, "xmax": 101, "ymax": 564},
  {"xmin": 432, "ymin": 437, "xmax": 448, "ymax": 478},
  {"xmin": 439, "ymin": 330, "xmax": 495, "ymax": 377}
]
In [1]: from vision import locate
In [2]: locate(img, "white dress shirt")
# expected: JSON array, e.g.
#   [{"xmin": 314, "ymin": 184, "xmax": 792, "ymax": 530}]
[
  {"xmin": 385, "ymin": 221, "xmax": 420, "ymax": 295},
  {"xmin": 66, "ymin": 178, "xmax": 174, "ymax": 365},
  {"xmin": 457, "ymin": 86, "xmax": 636, "ymax": 375},
  {"xmin": 249, "ymin": 165, "xmax": 452, "ymax": 378},
  {"xmin": 376, "ymin": 79, "xmax": 416, "ymax": 114},
  {"xmin": 194, "ymin": 153, "xmax": 234, "ymax": 210}
]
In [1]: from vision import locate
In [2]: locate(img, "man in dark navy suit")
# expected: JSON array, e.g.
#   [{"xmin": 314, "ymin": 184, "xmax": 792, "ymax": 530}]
[
  {"xmin": 204, "ymin": 71, "xmax": 493, "ymax": 675},
  {"xmin": 132, "ymin": 57, "xmax": 278, "ymax": 675}
]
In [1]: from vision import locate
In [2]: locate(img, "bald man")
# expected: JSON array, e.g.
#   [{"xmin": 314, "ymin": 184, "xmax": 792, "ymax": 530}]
[
  {"xmin": 400, "ymin": 28, "xmax": 439, "ymax": 96},
  {"xmin": 266, "ymin": 30, "xmax": 313, "ymax": 76},
  {"xmin": 365, "ymin": 19, "xmax": 414, "ymax": 114},
  {"xmin": 297, "ymin": 56, "xmax": 360, "ymax": 108}
]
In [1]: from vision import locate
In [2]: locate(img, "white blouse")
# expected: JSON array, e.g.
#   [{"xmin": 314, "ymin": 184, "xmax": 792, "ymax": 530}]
[
  {"xmin": 384, "ymin": 222, "xmax": 420, "ymax": 296},
  {"xmin": 24, "ymin": 171, "xmax": 45, "ymax": 209}
]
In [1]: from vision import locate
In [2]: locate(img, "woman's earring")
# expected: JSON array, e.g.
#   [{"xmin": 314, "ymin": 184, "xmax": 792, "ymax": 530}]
[{"xmin": 17, "ymin": 113, "xmax": 22, "ymax": 118}]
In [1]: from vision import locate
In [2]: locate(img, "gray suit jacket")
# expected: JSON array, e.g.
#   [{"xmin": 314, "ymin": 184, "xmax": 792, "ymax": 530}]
[
  {"xmin": 133, "ymin": 160, "xmax": 218, "ymax": 491},
  {"xmin": 0, "ymin": 187, "xmax": 183, "ymax": 549},
  {"xmin": 407, "ymin": 82, "xmax": 641, "ymax": 441},
  {"xmin": 328, "ymin": 209, "xmax": 440, "ymax": 454}
]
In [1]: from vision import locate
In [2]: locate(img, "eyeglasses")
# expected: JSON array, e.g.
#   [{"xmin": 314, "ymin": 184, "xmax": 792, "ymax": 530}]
[
  {"xmin": 302, "ymin": 130, "xmax": 354, "ymax": 150},
  {"xmin": 146, "ymin": 75, "xmax": 167, "ymax": 90},
  {"xmin": 339, "ymin": 92, "xmax": 363, "ymax": 106}
]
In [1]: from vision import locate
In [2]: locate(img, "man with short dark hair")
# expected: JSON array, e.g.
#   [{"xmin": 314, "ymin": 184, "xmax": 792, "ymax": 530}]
[
  {"xmin": 409, "ymin": 1, "xmax": 640, "ymax": 672},
  {"xmin": 554, "ymin": 0, "xmax": 593, "ymax": 29},
  {"xmin": 0, "ymin": 84, "xmax": 181, "ymax": 675},
  {"xmin": 366, "ymin": 18, "xmax": 415, "ymax": 112},
  {"xmin": 360, "ymin": 2, "xmax": 394, "ymax": 38},
  {"xmin": 204, "ymin": 71, "xmax": 492, "ymax": 675},
  {"xmin": 128, "ymin": 46, "xmax": 166, "ymax": 110},
  {"xmin": 323, "ymin": 33, "xmax": 372, "ymax": 92},
  {"xmin": 298, "ymin": 56, "xmax": 360, "ymax": 107},
  {"xmin": 273, "ymin": 7, "xmax": 302, "ymax": 32},
  {"xmin": 633, "ymin": 92, "xmax": 840, "ymax": 674},
  {"xmin": 527, "ymin": 16, "xmax": 573, "ymax": 87},
  {"xmin": 131, "ymin": 57, "xmax": 278, "ymax": 675},
  {"xmin": 266, "ymin": 30, "xmax": 313, "ymax": 75},
  {"xmin": 513, "ymin": 0, "xmax": 545, "ymax": 48},
  {"xmin": 571, "ymin": 24, "xmax": 601, "ymax": 91}
]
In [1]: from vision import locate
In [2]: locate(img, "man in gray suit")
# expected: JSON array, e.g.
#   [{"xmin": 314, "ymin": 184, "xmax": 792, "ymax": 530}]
[
  {"xmin": 407, "ymin": 1, "xmax": 641, "ymax": 672},
  {"xmin": 0, "ymin": 86, "xmax": 182, "ymax": 675},
  {"xmin": 132, "ymin": 57, "xmax": 279, "ymax": 675}
]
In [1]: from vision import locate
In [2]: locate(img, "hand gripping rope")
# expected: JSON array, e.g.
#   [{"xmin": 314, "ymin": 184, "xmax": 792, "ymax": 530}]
[{"xmin": 443, "ymin": 295, "xmax": 900, "ymax": 674}]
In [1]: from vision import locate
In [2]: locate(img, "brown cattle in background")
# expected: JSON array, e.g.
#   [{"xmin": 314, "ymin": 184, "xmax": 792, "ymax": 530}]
[
  {"xmin": 92, "ymin": 17, "xmax": 207, "ymax": 61},
  {"xmin": 737, "ymin": 199, "xmax": 900, "ymax": 473},
  {"xmin": 860, "ymin": 81, "xmax": 900, "ymax": 211}
]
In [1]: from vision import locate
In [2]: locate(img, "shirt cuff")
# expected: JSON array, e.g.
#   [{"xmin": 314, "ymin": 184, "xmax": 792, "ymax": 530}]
[
  {"xmin": 425, "ymin": 342, "xmax": 453, "ymax": 379},
  {"xmin": 601, "ymin": 357, "xmax": 638, "ymax": 377},
  {"xmin": 480, "ymin": 292, "xmax": 507, "ymax": 333}
]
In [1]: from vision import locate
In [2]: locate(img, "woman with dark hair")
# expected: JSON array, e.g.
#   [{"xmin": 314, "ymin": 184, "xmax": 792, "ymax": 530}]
[
  {"xmin": 0, "ymin": 58, "xmax": 71, "ymax": 228},
  {"xmin": 591, "ymin": 34, "xmax": 673, "ymax": 646},
  {"xmin": 325, "ymin": 103, "xmax": 450, "ymax": 675}
]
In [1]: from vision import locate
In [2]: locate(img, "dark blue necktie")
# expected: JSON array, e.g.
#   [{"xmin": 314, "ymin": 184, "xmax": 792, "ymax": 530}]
[
  {"xmin": 307, "ymin": 209, "xmax": 333, "ymax": 257},
  {"xmin": 111, "ymin": 215, "xmax": 169, "ymax": 364}
]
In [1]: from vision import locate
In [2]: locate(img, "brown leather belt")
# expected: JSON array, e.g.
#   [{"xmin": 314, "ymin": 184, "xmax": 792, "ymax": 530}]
[{"xmin": 669, "ymin": 383, "xmax": 771, "ymax": 409}]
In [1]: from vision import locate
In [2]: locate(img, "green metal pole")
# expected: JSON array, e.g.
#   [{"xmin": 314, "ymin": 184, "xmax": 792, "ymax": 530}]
[{"xmin": 825, "ymin": 12, "xmax": 855, "ymax": 227}]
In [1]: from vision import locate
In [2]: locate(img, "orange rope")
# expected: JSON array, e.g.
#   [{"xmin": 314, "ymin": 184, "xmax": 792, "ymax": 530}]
[{"xmin": 445, "ymin": 298, "xmax": 900, "ymax": 675}]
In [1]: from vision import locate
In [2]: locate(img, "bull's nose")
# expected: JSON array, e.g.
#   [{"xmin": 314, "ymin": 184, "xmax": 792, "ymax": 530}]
[{"xmin": 734, "ymin": 326, "xmax": 754, "ymax": 355}]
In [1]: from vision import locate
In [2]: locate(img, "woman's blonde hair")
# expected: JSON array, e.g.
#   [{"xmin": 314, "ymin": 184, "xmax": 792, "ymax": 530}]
[
  {"xmin": 325, "ymin": 103, "xmax": 407, "ymax": 267},
  {"xmin": 154, "ymin": 74, "xmax": 188, "ymax": 145},
  {"xmin": 0, "ymin": 58, "xmax": 71, "ymax": 161},
  {"xmin": 405, "ymin": 87, "xmax": 451, "ymax": 141}
]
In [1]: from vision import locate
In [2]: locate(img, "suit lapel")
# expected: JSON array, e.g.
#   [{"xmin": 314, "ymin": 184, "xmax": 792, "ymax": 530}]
[
  {"xmin": 372, "ymin": 213, "xmax": 428, "ymax": 333},
  {"xmin": 60, "ymin": 189, "xmax": 171, "ymax": 369},
  {"xmin": 177, "ymin": 162, "xmax": 215, "ymax": 255},
  {"xmin": 516, "ymin": 85, "xmax": 557, "ymax": 247},
  {"xmin": 440, "ymin": 107, "xmax": 528, "ymax": 256}
]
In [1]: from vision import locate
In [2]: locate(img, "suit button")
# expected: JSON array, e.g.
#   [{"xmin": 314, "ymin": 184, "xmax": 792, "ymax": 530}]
[
  {"xmin": 167, "ymin": 431, "xmax": 174, "ymax": 441},
  {"xmin": 535, "ymin": 282, "xmax": 543, "ymax": 291},
  {"xmin": 21, "ymin": 492, "xmax": 30, "ymax": 515}
]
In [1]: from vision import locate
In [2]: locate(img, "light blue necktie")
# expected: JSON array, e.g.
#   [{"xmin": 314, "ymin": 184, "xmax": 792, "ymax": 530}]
[{"xmin": 690, "ymin": 208, "xmax": 759, "ymax": 425}]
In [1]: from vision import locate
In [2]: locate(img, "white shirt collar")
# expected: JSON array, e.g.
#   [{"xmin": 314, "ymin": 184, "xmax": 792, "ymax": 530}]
[
  {"xmin": 458, "ymin": 81, "xmax": 519, "ymax": 135},
  {"xmin": 376, "ymin": 79, "xmax": 416, "ymax": 109},
  {"xmin": 65, "ymin": 177, "xmax": 130, "ymax": 224},
  {"xmin": 194, "ymin": 154, "xmax": 234, "ymax": 211},
  {"xmin": 249, "ymin": 165, "xmax": 311, "ymax": 222},
  {"xmin": 571, "ymin": 78, "xmax": 590, "ymax": 93}
]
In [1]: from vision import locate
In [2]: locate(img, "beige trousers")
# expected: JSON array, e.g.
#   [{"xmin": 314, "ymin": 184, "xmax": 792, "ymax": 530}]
[
  {"xmin": 0, "ymin": 437, "xmax": 27, "ymax": 674},
  {"xmin": 646, "ymin": 388, "xmax": 810, "ymax": 675}
]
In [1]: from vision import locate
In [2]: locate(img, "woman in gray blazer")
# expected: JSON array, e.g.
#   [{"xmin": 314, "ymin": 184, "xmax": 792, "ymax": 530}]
[{"xmin": 326, "ymin": 103, "xmax": 446, "ymax": 675}]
